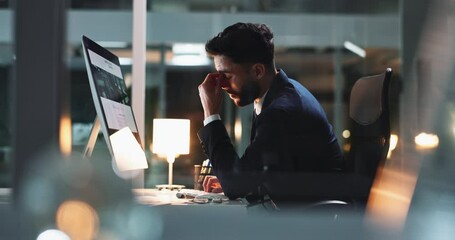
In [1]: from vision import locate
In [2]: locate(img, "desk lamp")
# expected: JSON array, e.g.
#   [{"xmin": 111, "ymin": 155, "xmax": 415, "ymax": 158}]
[{"xmin": 152, "ymin": 118, "xmax": 190, "ymax": 190}]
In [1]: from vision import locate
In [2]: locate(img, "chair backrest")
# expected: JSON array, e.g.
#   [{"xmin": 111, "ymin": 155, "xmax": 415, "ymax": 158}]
[{"xmin": 347, "ymin": 68, "xmax": 392, "ymax": 179}]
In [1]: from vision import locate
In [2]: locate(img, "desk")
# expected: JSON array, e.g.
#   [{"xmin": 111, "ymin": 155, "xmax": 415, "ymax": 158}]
[
  {"xmin": 132, "ymin": 188, "xmax": 246, "ymax": 207},
  {"xmin": 0, "ymin": 188, "xmax": 391, "ymax": 240},
  {"xmin": 133, "ymin": 188, "xmax": 251, "ymax": 240},
  {"xmin": 130, "ymin": 188, "xmax": 376, "ymax": 240}
]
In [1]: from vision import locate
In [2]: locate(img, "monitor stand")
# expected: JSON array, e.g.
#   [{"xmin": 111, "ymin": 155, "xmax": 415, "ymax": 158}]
[
  {"xmin": 82, "ymin": 117, "xmax": 144, "ymax": 189},
  {"xmin": 83, "ymin": 117, "xmax": 101, "ymax": 160}
]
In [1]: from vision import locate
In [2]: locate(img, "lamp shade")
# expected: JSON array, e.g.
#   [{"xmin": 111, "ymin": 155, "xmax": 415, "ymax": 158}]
[{"xmin": 152, "ymin": 119, "xmax": 190, "ymax": 156}]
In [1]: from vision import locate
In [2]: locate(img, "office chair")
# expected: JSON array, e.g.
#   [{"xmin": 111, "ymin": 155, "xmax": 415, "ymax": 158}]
[
  {"xmin": 300, "ymin": 68, "xmax": 394, "ymax": 216},
  {"xmin": 346, "ymin": 68, "xmax": 393, "ymax": 181},
  {"xmin": 297, "ymin": 68, "xmax": 393, "ymax": 215}
]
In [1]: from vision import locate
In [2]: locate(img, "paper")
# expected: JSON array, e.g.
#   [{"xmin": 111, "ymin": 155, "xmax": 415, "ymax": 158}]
[{"xmin": 110, "ymin": 127, "xmax": 148, "ymax": 171}]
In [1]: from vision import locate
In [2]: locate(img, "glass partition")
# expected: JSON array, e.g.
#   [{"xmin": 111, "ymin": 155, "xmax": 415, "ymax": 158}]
[
  {"xmin": 0, "ymin": 4, "xmax": 13, "ymax": 188},
  {"xmin": 7, "ymin": 0, "xmax": 455, "ymax": 238},
  {"xmin": 69, "ymin": 0, "xmax": 399, "ymax": 14},
  {"xmin": 0, "ymin": 0, "xmax": 401, "ymax": 190},
  {"xmin": 65, "ymin": 2, "xmax": 401, "ymax": 188}
]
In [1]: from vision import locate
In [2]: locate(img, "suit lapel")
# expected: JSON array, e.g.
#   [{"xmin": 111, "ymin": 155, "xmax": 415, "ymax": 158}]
[
  {"xmin": 262, "ymin": 70, "xmax": 290, "ymax": 111},
  {"xmin": 250, "ymin": 70, "xmax": 291, "ymax": 143}
]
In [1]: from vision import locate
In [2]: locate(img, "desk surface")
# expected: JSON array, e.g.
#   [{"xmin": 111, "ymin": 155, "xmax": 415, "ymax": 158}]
[
  {"xmin": 132, "ymin": 188, "xmax": 375, "ymax": 240},
  {"xmin": 132, "ymin": 188, "xmax": 246, "ymax": 207}
]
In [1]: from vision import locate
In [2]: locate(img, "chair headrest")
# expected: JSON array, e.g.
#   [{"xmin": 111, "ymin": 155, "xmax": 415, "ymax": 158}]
[{"xmin": 349, "ymin": 71, "xmax": 388, "ymax": 125}]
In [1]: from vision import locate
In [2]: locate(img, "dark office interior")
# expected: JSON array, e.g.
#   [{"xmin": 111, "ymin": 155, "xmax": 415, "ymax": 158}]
[{"xmin": 1, "ymin": 0, "xmax": 455, "ymax": 239}]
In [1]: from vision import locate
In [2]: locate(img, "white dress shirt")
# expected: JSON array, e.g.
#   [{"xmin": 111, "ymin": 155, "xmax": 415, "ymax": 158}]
[{"xmin": 203, "ymin": 91, "xmax": 268, "ymax": 126}]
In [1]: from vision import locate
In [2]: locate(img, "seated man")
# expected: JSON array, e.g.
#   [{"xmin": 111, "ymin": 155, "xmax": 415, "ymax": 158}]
[{"xmin": 197, "ymin": 22, "xmax": 343, "ymax": 206}]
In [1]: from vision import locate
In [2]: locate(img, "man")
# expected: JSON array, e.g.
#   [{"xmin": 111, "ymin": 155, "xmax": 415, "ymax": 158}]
[{"xmin": 198, "ymin": 22, "xmax": 343, "ymax": 205}]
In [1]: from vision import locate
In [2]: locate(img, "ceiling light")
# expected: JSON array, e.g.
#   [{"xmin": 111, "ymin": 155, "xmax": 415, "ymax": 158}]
[{"xmin": 344, "ymin": 41, "xmax": 366, "ymax": 58}]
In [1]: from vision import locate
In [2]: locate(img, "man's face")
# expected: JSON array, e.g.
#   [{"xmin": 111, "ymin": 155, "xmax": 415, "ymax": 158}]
[{"xmin": 213, "ymin": 55, "xmax": 260, "ymax": 107}]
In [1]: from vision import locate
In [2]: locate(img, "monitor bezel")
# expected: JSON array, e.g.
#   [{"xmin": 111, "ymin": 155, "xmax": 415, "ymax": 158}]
[{"xmin": 81, "ymin": 35, "xmax": 143, "ymax": 158}]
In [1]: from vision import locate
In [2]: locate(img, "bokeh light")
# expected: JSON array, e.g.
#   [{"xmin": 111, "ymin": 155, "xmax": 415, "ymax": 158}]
[
  {"xmin": 234, "ymin": 118, "xmax": 242, "ymax": 142},
  {"xmin": 342, "ymin": 129, "xmax": 350, "ymax": 139},
  {"xmin": 37, "ymin": 229, "xmax": 70, "ymax": 240},
  {"xmin": 414, "ymin": 132, "xmax": 439, "ymax": 149},
  {"xmin": 387, "ymin": 134, "xmax": 399, "ymax": 159},
  {"xmin": 366, "ymin": 167, "xmax": 417, "ymax": 231},
  {"xmin": 56, "ymin": 200, "xmax": 99, "ymax": 240}
]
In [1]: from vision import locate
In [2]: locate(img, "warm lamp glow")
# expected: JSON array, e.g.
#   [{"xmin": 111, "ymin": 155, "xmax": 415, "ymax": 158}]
[
  {"xmin": 415, "ymin": 132, "xmax": 439, "ymax": 149},
  {"xmin": 366, "ymin": 167, "xmax": 417, "ymax": 231},
  {"xmin": 152, "ymin": 118, "xmax": 190, "ymax": 189},
  {"xmin": 59, "ymin": 115, "xmax": 72, "ymax": 157},
  {"xmin": 387, "ymin": 134, "xmax": 399, "ymax": 159},
  {"xmin": 56, "ymin": 200, "xmax": 99, "ymax": 240},
  {"xmin": 234, "ymin": 118, "xmax": 242, "ymax": 142},
  {"xmin": 152, "ymin": 119, "xmax": 190, "ymax": 157}
]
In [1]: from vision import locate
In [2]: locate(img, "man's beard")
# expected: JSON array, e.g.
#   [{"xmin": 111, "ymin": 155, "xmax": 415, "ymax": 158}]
[{"xmin": 235, "ymin": 80, "xmax": 260, "ymax": 107}]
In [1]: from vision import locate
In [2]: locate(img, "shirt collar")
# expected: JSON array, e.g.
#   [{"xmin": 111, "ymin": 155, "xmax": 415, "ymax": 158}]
[{"xmin": 254, "ymin": 90, "xmax": 268, "ymax": 115}]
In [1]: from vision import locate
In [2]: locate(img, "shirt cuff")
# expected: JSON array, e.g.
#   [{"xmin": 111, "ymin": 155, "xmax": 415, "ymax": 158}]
[{"xmin": 203, "ymin": 114, "xmax": 221, "ymax": 126}]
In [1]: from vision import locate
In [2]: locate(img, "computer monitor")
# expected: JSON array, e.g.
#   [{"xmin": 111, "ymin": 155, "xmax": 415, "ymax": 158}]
[{"xmin": 81, "ymin": 35, "xmax": 147, "ymax": 171}]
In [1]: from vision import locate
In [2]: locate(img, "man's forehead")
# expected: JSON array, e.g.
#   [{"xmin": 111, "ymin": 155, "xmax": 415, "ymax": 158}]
[{"xmin": 214, "ymin": 55, "xmax": 232, "ymax": 72}]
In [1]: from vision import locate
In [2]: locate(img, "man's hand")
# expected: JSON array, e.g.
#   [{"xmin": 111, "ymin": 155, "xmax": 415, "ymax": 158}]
[
  {"xmin": 198, "ymin": 73, "xmax": 225, "ymax": 119},
  {"xmin": 203, "ymin": 175, "xmax": 223, "ymax": 193}
]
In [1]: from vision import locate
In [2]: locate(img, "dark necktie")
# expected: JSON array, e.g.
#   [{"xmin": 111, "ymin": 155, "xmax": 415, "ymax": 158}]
[{"xmin": 250, "ymin": 110, "xmax": 258, "ymax": 143}]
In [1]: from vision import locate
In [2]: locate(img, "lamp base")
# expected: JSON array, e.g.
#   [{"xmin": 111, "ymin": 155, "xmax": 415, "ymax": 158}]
[{"xmin": 156, "ymin": 184, "xmax": 185, "ymax": 191}]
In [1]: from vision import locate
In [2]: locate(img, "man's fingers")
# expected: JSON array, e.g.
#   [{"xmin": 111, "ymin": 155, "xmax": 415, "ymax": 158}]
[
  {"xmin": 202, "ymin": 176, "xmax": 209, "ymax": 192},
  {"xmin": 203, "ymin": 176, "xmax": 221, "ymax": 192},
  {"xmin": 203, "ymin": 175, "xmax": 214, "ymax": 192},
  {"xmin": 205, "ymin": 176, "xmax": 217, "ymax": 192},
  {"xmin": 199, "ymin": 73, "xmax": 226, "ymax": 118},
  {"xmin": 210, "ymin": 182, "xmax": 223, "ymax": 193},
  {"xmin": 204, "ymin": 73, "xmax": 221, "ymax": 85}
]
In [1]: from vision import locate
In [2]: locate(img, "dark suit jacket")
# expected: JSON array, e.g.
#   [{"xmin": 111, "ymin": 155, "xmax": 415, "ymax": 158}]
[{"xmin": 198, "ymin": 70, "xmax": 343, "ymax": 202}]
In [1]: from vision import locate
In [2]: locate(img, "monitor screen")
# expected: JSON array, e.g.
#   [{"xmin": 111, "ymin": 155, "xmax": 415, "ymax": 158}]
[{"xmin": 81, "ymin": 35, "xmax": 142, "ymax": 160}]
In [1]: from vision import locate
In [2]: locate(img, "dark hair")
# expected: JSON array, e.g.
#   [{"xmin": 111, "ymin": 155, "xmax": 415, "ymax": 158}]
[{"xmin": 205, "ymin": 22, "xmax": 274, "ymax": 66}]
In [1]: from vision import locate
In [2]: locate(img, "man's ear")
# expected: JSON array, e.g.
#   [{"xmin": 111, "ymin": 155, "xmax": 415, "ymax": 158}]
[{"xmin": 252, "ymin": 63, "xmax": 266, "ymax": 80}]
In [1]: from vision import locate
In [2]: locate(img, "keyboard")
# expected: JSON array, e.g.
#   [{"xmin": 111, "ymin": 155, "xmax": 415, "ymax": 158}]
[{"xmin": 176, "ymin": 189, "xmax": 229, "ymax": 203}]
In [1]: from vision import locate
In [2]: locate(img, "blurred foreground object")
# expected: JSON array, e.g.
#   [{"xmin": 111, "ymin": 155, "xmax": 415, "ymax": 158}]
[{"xmin": 16, "ymin": 150, "xmax": 162, "ymax": 240}]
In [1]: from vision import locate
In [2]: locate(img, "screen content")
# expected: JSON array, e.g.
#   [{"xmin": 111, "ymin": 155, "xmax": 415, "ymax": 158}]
[{"xmin": 88, "ymin": 49, "xmax": 137, "ymax": 133}]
